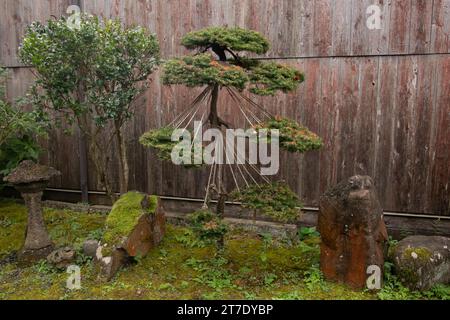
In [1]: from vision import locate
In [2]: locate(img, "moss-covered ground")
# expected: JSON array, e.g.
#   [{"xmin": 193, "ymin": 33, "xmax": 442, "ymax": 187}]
[{"xmin": 0, "ymin": 199, "xmax": 448, "ymax": 300}]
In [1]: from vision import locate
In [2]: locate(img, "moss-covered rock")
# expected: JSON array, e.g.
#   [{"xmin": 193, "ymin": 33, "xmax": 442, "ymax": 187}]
[
  {"xmin": 99, "ymin": 192, "xmax": 166, "ymax": 281},
  {"xmin": 103, "ymin": 191, "xmax": 157, "ymax": 245},
  {"xmin": 392, "ymin": 236, "xmax": 450, "ymax": 291}
]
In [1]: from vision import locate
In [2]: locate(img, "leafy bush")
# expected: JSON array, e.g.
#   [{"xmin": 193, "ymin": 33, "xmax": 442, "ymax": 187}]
[
  {"xmin": 0, "ymin": 67, "xmax": 42, "ymax": 179},
  {"xmin": 0, "ymin": 135, "xmax": 40, "ymax": 177},
  {"xmin": 19, "ymin": 15, "xmax": 160, "ymax": 199}
]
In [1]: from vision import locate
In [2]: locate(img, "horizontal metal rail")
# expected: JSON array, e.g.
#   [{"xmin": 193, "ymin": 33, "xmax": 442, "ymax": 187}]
[{"xmin": 43, "ymin": 187, "xmax": 450, "ymax": 220}]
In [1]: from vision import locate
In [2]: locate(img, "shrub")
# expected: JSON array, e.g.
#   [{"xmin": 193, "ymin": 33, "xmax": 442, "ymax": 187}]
[{"xmin": 20, "ymin": 15, "xmax": 160, "ymax": 200}]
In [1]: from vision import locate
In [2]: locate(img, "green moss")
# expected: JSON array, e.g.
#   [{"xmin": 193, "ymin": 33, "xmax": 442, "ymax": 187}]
[
  {"xmin": 403, "ymin": 247, "xmax": 432, "ymax": 262},
  {"xmin": 1, "ymin": 199, "xmax": 448, "ymax": 300},
  {"xmin": 103, "ymin": 192, "xmax": 157, "ymax": 245},
  {"xmin": 398, "ymin": 247, "xmax": 433, "ymax": 286},
  {"xmin": 0, "ymin": 198, "xmax": 105, "ymax": 258}
]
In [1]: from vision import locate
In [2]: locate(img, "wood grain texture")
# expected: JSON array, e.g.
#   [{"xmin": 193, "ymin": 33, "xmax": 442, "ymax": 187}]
[{"xmin": 1, "ymin": 0, "xmax": 449, "ymax": 215}]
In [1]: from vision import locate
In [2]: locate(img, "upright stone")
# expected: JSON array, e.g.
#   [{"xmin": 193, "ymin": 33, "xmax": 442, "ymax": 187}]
[
  {"xmin": 3, "ymin": 160, "xmax": 60, "ymax": 265},
  {"xmin": 317, "ymin": 175, "xmax": 388, "ymax": 289}
]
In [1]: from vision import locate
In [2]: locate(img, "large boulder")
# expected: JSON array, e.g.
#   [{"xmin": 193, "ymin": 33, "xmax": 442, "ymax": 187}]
[
  {"xmin": 391, "ymin": 235, "xmax": 450, "ymax": 291},
  {"xmin": 317, "ymin": 175, "xmax": 388, "ymax": 289},
  {"xmin": 97, "ymin": 191, "xmax": 165, "ymax": 281}
]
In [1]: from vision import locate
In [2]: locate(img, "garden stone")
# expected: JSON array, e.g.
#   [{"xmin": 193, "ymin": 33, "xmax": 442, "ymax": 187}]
[
  {"xmin": 47, "ymin": 247, "xmax": 76, "ymax": 269},
  {"xmin": 318, "ymin": 175, "xmax": 388, "ymax": 289},
  {"xmin": 3, "ymin": 160, "xmax": 60, "ymax": 265},
  {"xmin": 82, "ymin": 239, "xmax": 100, "ymax": 258},
  {"xmin": 97, "ymin": 192, "xmax": 165, "ymax": 281},
  {"xmin": 96, "ymin": 246, "xmax": 128, "ymax": 282},
  {"xmin": 391, "ymin": 235, "xmax": 450, "ymax": 291}
]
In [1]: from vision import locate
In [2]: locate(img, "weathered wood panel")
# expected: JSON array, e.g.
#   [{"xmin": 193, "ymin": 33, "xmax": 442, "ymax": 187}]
[
  {"xmin": 3, "ymin": 0, "xmax": 450, "ymax": 66},
  {"xmin": 1, "ymin": 1, "xmax": 449, "ymax": 215}
]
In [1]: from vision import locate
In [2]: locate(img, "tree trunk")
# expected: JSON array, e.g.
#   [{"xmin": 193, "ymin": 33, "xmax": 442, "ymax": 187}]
[
  {"xmin": 115, "ymin": 121, "xmax": 129, "ymax": 195},
  {"xmin": 209, "ymin": 84, "xmax": 226, "ymax": 251},
  {"xmin": 87, "ymin": 134, "xmax": 117, "ymax": 204},
  {"xmin": 77, "ymin": 83, "xmax": 89, "ymax": 203}
]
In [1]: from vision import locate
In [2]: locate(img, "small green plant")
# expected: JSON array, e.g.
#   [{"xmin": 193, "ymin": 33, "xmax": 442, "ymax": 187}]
[
  {"xmin": 303, "ymin": 265, "xmax": 327, "ymax": 291},
  {"xmin": 377, "ymin": 261, "xmax": 419, "ymax": 300},
  {"xmin": 272, "ymin": 290, "xmax": 303, "ymax": 300},
  {"xmin": 263, "ymin": 273, "xmax": 278, "ymax": 287},
  {"xmin": 175, "ymin": 229, "xmax": 206, "ymax": 248},
  {"xmin": 298, "ymin": 227, "xmax": 320, "ymax": 241},
  {"xmin": 188, "ymin": 209, "xmax": 228, "ymax": 246},
  {"xmin": 33, "ymin": 260, "xmax": 55, "ymax": 275},
  {"xmin": 424, "ymin": 284, "xmax": 450, "ymax": 300},
  {"xmin": 87, "ymin": 228, "xmax": 104, "ymax": 241},
  {"xmin": 230, "ymin": 181, "xmax": 302, "ymax": 223}
]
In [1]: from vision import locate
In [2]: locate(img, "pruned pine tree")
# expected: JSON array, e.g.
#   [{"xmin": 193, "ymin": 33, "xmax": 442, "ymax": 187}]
[{"xmin": 140, "ymin": 27, "xmax": 322, "ymax": 250}]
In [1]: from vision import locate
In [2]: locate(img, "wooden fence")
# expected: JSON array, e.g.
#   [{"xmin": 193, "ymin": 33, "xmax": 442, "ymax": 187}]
[{"xmin": 1, "ymin": 0, "xmax": 449, "ymax": 215}]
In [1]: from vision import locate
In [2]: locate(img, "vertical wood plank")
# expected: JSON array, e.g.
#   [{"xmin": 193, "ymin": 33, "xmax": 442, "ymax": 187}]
[
  {"xmin": 388, "ymin": 0, "xmax": 412, "ymax": 53},
  {"xmin": 409, "ymin": 0, "xmax": 434, "ymax": 53},
  {"xmin": 431, "ymin": 0, "xmax": 450, "ymax": 53}
]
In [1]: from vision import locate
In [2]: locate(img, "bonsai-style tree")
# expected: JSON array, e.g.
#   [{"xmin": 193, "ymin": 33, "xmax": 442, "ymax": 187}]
[
  {"xmin": 141, "ymin": 27, "xmax": 322, "ymax": 250},
  {"xmin": 20, "ymin": 15, "xmax": 160, "ymax": 202}
]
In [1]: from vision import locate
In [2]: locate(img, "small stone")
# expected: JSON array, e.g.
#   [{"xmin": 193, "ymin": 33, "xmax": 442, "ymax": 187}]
[
  {"xmin": 83, "ymin": 240, "xmax": 100, "ymax": 258},
  {"xmin": 47, "ymin": 247, "xmax": 76, "ymax": 269},
  {"xmin": 411, "ymin": 252, "xmax": 418, "ymax": 259}
]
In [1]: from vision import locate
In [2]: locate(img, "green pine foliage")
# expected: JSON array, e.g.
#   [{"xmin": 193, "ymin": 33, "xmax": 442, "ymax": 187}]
[
  {"xmin": 139, "ymin": 126, "xmax": 200, "ymax": 168},
  {"xmin": 162, "ymin": 54, "xmax": 249, "ymax": 89},
  {"xmin": 248, "ymin": 62, "xmax": 305, "ymax": 96},
  {"xmin": 230, "ymin": 182, "xmax": 302, "ymax": 223},
  {"xmin": 181, "ymin": 27, "xmax": 270, "ymax": 54},
  {"xmin": 139, "ymin": 127, "xmax": 179, "ymax": 161},
  {"xmin": 254, "ymin": 117, "xmax": 323, "ymax": 153},
  {"xmin": 163, "ymin": 27, "xmax": 304, "ymax": 96}
]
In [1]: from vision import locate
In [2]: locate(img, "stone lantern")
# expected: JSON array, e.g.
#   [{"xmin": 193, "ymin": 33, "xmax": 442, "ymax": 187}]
[{"xmin": 3, "ymin": 160, "xmax": 60, "ymax": 264}]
